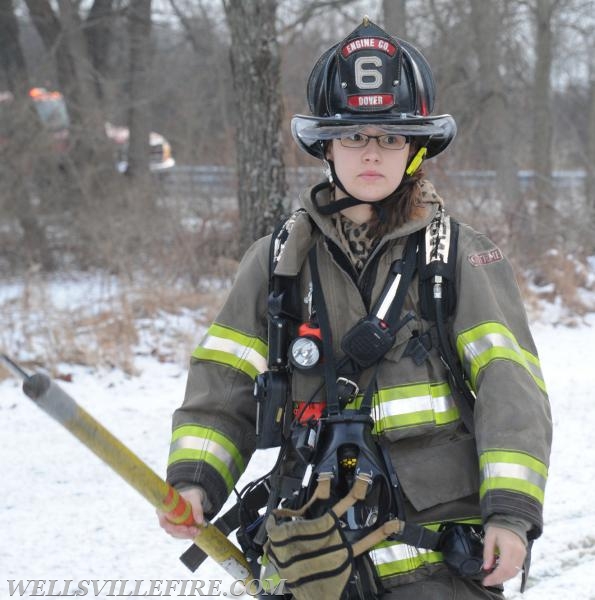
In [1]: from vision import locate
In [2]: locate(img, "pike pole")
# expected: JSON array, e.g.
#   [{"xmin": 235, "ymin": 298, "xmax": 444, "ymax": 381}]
[{"xmin": 0, "ymin": 354, "xmax": 252, "ymax": 583}]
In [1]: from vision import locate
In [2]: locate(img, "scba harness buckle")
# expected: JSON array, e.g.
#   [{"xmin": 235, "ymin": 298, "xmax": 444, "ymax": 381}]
[{"xmin": 336, "ymin": 377, "xmax": 359, "ymax": 407}]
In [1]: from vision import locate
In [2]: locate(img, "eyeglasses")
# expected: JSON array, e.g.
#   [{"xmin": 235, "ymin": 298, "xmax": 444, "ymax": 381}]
[{"xmin": 338, "ymin": 132, "xmax": 410, "ymax": 150}]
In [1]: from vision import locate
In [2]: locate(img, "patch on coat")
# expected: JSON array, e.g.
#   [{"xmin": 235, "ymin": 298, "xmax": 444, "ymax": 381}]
[{"xmin": 467, "ymin": 248, "xmax": 504, "ymax": 267}]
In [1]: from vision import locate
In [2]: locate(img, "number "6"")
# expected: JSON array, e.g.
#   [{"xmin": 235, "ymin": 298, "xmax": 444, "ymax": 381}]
[{"xmin": 354, "ymin": 56, "xmax": 383, "ymax": 89}]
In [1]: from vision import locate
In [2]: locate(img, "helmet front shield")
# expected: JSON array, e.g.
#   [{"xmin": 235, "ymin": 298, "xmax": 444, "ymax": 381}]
[{"xmin": 291, "ymin": 114, "xmax": 457, "ymax": 159}]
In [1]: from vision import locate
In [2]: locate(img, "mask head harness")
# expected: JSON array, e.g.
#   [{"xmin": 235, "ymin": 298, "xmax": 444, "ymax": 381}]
[{"xmin": 291, "ymin": 17, "xmax": 456, "ymax": 217}]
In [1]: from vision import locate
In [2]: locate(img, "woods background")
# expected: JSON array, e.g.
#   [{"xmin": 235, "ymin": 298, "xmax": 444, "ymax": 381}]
[{"xmin": 1, "ymin": 0, "xmax": 594, "ymax": 371}]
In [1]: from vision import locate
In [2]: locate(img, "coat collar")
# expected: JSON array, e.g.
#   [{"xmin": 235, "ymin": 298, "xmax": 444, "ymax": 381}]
[{"xmin": 299, "ymin": 180, "xmax": 443, "ymax": 245}]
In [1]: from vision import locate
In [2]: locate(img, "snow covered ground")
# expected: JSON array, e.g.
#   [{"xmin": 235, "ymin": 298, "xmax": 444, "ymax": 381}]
[{"xmin": 1, "ymin": 290, "xmax": 594, "ymax": 598}]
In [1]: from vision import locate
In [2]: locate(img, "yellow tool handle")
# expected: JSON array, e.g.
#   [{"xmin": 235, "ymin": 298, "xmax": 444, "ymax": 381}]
[{"xmin": 18, "ymin": 370, "xmax": 251, "ymax": 582}]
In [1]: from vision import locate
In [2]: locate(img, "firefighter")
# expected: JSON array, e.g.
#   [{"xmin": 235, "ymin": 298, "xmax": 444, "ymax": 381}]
[{"xmin": 158, "ymin": 18, "xmax": 551, "ymax": 600}]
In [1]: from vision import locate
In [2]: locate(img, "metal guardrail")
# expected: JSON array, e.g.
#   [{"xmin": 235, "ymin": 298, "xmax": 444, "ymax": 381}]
[
  {"xmin": 157, "ymin": 165, "xmax": 323, "ymax": 199},
  {"xmin": 157, "ymin": 165, "xmax": 588, "ymax": 202}
]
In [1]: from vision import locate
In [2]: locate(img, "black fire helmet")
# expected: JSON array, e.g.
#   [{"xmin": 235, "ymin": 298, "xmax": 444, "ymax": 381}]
[{"xmin": 291, "ymin": 17, "xmax": 456, "ymax": 161}]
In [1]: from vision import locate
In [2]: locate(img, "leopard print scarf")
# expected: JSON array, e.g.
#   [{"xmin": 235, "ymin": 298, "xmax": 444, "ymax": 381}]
[
  {"xmin": 333, "ymin": 213, "xmax": 379, "ymax": 272},
  {"xmin": 332, "ymin": 179, "xmax": 443, "ymax": 272}
]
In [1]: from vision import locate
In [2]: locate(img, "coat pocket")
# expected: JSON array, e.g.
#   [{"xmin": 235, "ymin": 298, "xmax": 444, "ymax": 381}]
[{"xmin": 389, "ymin": 434, "xmax": 480, "ymax": 512}]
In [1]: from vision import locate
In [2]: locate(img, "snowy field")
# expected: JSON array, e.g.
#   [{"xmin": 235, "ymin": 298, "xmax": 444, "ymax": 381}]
[{"xmin": 1, "ymin": 286, "xmax": 594, "ymax": 598}]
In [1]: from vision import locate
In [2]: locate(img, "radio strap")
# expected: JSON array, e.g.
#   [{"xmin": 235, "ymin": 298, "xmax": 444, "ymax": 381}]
[
  {"xmin": 308, "ymin": 245, "xmax": 340, "ymax": 415},
  {"xmin": 374, "ymin": 232, "xmax": 419, "ymax": 333}
]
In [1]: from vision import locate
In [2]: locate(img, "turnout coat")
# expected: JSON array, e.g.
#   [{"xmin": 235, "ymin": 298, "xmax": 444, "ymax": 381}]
[{"xmin": 167, "ymin": 182, "xmax": 552, "ymax": 588}]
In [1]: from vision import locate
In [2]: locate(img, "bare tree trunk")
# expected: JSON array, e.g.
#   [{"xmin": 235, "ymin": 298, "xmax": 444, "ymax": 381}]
[
  {"xmin": 222, "ymin": 0, "xmax": 287, "ymax": 254},
  {"xmin": 532, "ymin": 0, "xmax": 556, "ymax": 241},
  {"xmin": 126, "ymin": 0, "xmax": 152, "ymax": 182},
  {"xmin": 85, "ymin": 0, "xmax": 115, "ymax": 100},
  {"xmin": 382, "ymin": 0, "xmax": 407, "ymax": 37},
  {"xmin": 0, "ymin": 0, "xmax": 30, "ymax": 97},
  {"xmin": 23, "ymin": 0, "xmax": 78, "ymax": 103},
  {"xmin": 469, "ymin": 0, "xmax": 523, "ymax": 240},
  {"xmin": 0, "ymin": 0, "xmax": 54, "ymax": 269},
  {"xmin": 56, "ymin": 0, "xmax": 106, "ymax": 144}
]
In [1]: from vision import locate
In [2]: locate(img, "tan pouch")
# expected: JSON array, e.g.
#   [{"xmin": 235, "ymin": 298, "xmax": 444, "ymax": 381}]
[{"xmin": 264, "ymin": 511, "xmax": 352, "ymax": 600}]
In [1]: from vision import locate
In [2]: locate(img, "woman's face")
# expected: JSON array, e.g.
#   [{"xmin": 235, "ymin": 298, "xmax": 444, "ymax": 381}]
[{"xmin": 327, "ymin": 126, "xmax": 410, "ymax": 202}]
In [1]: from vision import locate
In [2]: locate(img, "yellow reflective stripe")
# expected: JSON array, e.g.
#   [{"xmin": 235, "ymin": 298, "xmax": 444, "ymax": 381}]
[
  {"xmin": 371, "ymin": 518, "xmax": 482, "ymax": 579},
  {"xmin": 168, "ymin": 424, "xmax": 246, "ymax": 494},
  {"xmin": 480, "ymin": 449, "xmax": 547, "ymax": 504},
  {"xmin": 192, "ymin": 323, "xmax": 267, "ymax": 380},
  {"xmin": 353, "ymin": 382, "xmax": 460, "ymax": 432},
  {"xmin": 456, "ymin": 322, "xmax": 546, "ymax": 393},
  {"xmin": 431, "ymin": 382, "xmax": 460, "ymax": 425}
]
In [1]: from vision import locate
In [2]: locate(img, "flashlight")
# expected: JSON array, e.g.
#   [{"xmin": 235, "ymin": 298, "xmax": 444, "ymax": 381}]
[{"xmin": 288, "ymin": 323, "xmax": 322, "ymax": 370}]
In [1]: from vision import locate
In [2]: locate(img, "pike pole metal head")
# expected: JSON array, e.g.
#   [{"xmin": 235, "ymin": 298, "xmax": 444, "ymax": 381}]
[
  {"xmin": 0, "ymin": 354, "xmax": 31, "ymax": 381},
  {"xmin": 0, "ymin": 354, "xmax": 52, "ymax": 402},
  {"xmin": 22, "ymin": 372, "xmax": 52, "ymax": 401}
]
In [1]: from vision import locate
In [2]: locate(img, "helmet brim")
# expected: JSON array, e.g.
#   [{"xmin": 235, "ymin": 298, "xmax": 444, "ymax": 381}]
[{"xmin": 291, "ymin": 114, "xmax": 457, "ymax": 160}]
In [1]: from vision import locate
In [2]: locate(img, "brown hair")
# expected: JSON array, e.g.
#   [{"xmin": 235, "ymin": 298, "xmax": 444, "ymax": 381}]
[
  {"xmin": 367, "ymin": 143, "xmax": 428, "ymax": 237},
  {"xmin": 324, "ymin": 140, "xmax": 429, "ymax": 238}
]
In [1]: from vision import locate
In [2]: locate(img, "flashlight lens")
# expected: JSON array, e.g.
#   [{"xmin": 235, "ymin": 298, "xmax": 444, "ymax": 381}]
[{"xmin": 290, "ymin": 337, "xmax": 320, "ymax": 368}]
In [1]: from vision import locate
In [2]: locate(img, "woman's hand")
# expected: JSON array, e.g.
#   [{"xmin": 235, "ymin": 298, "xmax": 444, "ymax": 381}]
[
  {"xmin": 482, "ymin": 525, "xmax": 527, "ymax": 586},
  {"xmin": 157, "ymin": 486, "xmax": 206, "ymax": 539}
]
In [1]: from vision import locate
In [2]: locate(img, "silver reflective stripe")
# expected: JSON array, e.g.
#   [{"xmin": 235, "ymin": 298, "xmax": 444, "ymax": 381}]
[
  {"xmin": 201, "ymin": 334, "xmax": 267, "ymax": 375},
  {"xmin": 431, "ymin": 391, "xmax": 456, "ymax": 414},
  {"xmin": 462, "ymin": 332, "xmax": 516, "ymax": 364},
  {"xmin": 379, "ymin": 391, "xmax": 456, "ymax": 418},
  {"xmin": 371, "ymin": 543, "xmax": 418, "ymax": 565},
  {"xmin": 380, "ymin": 395, "xmax": 430, "ymax": 417},
  {"xmin": 376, "ymin": 273, "xmax": 402, "ymax": 320},
  {"xmin": 482, "ymin": 461, "xmax": 547, "ymax": 491},
  {"xmin": 461, "ymin": 331, "xmax": 545, "ymax": 387},
  {"xmin": 370, "ymin": 544, "xmax": 417, "ymax": 565},
  {"xmin": 524, "ymin": 357, "xmax": 544, "ymax": 383},
  {"xmin": 170, "ymin": 435, "xmax": 242, "ymax": 481}
]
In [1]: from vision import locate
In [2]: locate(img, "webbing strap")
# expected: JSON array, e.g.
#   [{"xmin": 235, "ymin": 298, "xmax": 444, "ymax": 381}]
[
  {"xmin": 378, "ymin": 233, "xmax": 419, "ymax": 332},
  {"xmin": 352, "ymin": 519, "xmax": 405, "ymax": 557},
  {"xmin": 349, "ymin": 515, "xmax": 442, "ymax": 556},
  {"xmin": 273, "ymin": 473, "xmax": 332, "ymax": 518},
  {"xmin": 393, "ymin": 521, "xmax": 443, "ymax": 549},
  {"xmin": 331, "ymin": 473, "xmax": 371, "ymax": 517},
  {"xmin": 308, "ymin": 246, "xmax": 341, "ymax": 414}
]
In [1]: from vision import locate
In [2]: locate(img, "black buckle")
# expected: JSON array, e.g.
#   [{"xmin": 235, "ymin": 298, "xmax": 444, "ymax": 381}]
[
  {"xmin": 404, "ymin": 331, "xmax": 432, "ymax": 366},
  {"xmin": 336, "ymin": 377, "xmax": 359, "ymax": 407}
]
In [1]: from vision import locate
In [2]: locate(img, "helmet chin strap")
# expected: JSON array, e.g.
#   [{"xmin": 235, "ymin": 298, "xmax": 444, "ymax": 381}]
[
  {"xmin": 315, "ymin": 159, "xmax": 391, "ymax": 221},
  {"xmin": 315, "ymin": 149, "xmax": 427, "ymax": 221}
]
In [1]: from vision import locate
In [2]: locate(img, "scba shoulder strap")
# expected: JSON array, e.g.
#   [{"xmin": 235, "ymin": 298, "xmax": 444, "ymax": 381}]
[
  {"xmin": 417, "ymin": 208, "xmax": 477, "ymax": 434},
  {"xmin": 254, "ymin": 209, "xmax": 316, "ymax": 450}
]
